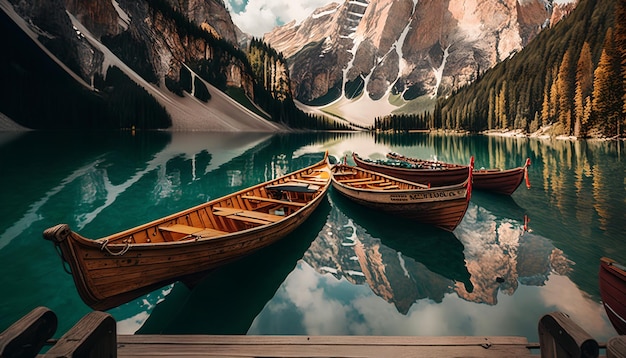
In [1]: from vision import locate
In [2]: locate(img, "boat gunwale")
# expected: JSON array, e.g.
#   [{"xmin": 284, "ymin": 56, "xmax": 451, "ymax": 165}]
[
  {"xmin": 601, "ymin": 257, "xmax": 626, "ymax": 278},
  {"xmin": 353, "ymin": 153, "xmax": 469, "ymax": 174},
  {"xmin": 331, "ymin": 164, "xmax": 471, "ymax": 193}
]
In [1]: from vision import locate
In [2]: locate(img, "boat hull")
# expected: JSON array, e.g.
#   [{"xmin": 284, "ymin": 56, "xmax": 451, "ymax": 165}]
[
  {"xmin": 473, "ymin": 168, "xmax": 526, "ymax": 195},
  {"xmin": 331, "ymin": 164, "xmax": 472, "ymax": 232},
  {"xmin": 354, "ymin": 153, "xmax": 468, "ymax": 187},
  {"xmin": 599, "ymin": 257, "xmax": 626, "ymax": 335},
  {"xmin": 44, "ymin": 155, "xmax": 331, "ymax": 311},
  {"xmin": 385, "ymin": 153, "xmax": 531, "ymax": 195}
]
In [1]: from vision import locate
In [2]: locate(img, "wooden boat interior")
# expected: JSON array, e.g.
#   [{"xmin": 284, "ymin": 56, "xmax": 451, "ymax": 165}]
[
  {"xmin": 100, "ymin": 167, "xmax": 330, "ymax": 246},
  {"xmin": 384, "ymin": 153, "xmax": 468, "ymax": 170},
  {"xmin": 332, "ymin": 165, "xmax": 428, "ymax": 191}
]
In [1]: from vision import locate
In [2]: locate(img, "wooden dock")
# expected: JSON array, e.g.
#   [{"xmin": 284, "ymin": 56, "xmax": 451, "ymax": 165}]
[
  {"xmin": 115, "ymin": 335, "xmax": 534, "ymax": 357},
  {"xmin": 1, "ymin": 307, "xmax": 624, "ymax": 357}
]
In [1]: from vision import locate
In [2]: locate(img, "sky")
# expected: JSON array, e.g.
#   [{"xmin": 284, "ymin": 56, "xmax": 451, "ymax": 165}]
[
  {"xmin": 226, "ymin": 0, "xmax": 578, "ymax": 39},
  {"xmin": 225, "ymin": 0, "xmax": 334, "ymax": 38}
]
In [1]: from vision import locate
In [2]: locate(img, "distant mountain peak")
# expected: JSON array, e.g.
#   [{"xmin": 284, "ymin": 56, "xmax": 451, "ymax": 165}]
[{"xmin": 265, "ymin": 0, "xmax": 575, "ymax": 126}]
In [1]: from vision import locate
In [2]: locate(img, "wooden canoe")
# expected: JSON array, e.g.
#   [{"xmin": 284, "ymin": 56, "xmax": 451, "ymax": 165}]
[
  {"xmin": 43, "ymin": 153, "xmax": 331, "ymax": 311},
  {"xmin": 353, "ymin": 152, "xmax": 469, "ymax": 187},
  {"xmin": 330, "ymin": 158, "xmax": 473, "ymax": 232},
  {"xmin": 386, "ymin": 152, "xmax": 531, "ymax": 195},
  {"xmin": 599, "ymin": 257, "xmax": 626, "ymax": 335}
]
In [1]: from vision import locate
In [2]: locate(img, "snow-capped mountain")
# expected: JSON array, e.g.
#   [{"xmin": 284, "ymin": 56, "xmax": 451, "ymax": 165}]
[{"xmin": 264, "ymin": 0, "xmax": 576, "ymax": 126}]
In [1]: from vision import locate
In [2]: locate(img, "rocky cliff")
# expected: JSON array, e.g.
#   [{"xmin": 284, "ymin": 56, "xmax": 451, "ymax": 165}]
[
  {"xmin": 3, "ymin": 0, "xmax": 280, "ymax": 130},
  {"xmin": 265, "ymin": 0, "xmax": 576, "ymax": 125}
]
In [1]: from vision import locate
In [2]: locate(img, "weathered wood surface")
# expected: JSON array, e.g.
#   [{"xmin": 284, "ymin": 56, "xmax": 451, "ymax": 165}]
[
  {"xmin": 0, "ymin": 306, "xmax": 57, "ymax": 358},
  {"xmin": 538, "ymin": 311, "xmax": 599, "ymax": 358},
  {"xmin": 5, "ymin": 308, "xmax": 623, "ymax": 357},
  {"xmin": 40, "ymin": 311, "xmax": 116, "ymax": 358},
  {"xmin": 116, "ymin": 335, "xmax": 533, "ymax": 357},
  {"xmin": 607, "ymin": 336, "xmax": 626, "ymax": 358}
]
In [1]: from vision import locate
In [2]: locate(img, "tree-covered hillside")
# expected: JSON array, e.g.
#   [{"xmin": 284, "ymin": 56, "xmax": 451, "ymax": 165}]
[{"xmin": 377, "ymin": 0, "xmax": 626, "ymax": 138}]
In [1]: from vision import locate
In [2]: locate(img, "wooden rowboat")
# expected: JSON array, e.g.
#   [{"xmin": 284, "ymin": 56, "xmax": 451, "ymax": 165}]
[
  {"xmin": 353, "ymin": 152, "xmax": 469, "ymax": 187},
  {"xmin": 599, "ymin": 257, "xmax": 626, "ymax": 335},
  {"xmin": 386, "ymin": 152, "xmax": 531, "ymax": 195},
  {"xmin": 44, "ymin": 153, "xmax": 331, "ymax": 311},
  {"xmin": 330, "ymin": 158, "xmax": 473, "ymax": 231}
]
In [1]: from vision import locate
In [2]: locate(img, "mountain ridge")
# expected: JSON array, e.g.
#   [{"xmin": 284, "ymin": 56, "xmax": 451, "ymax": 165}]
[
  {"xmin": 0, "ymin": 0, "xmax": 290, "ymax": 131},
  {"xmin": 264, "ymin": 0, "xmax": 576, "ymax": 126}
]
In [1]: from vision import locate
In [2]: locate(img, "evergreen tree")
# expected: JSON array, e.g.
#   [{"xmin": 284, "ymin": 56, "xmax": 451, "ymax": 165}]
[
  {"xmin": 592, "ymin": 28, "xmax": 623, "ymax": 137},
  {"xmin": 488, "ymin": 88, "xmax": 495, "ymax": 130},
  {"xmin": 497, "ymin": 82, "xmax": 508, "ymax": 129},
  {"xmin": 557, "ymin": 49, "xmax": 575, "ymax": 135},
  {"xmin": 574, "ymin": 42, "xmax": 593, "ymax": 137},
  {"xmin": 614, "ymin": 0, "xmax": 626, "ymax": 132}
]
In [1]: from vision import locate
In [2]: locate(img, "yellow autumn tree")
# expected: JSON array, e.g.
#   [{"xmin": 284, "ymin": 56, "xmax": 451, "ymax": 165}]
[{"xmin": 574, "ymin": 42, "xmax": 593, "ymax": 137}]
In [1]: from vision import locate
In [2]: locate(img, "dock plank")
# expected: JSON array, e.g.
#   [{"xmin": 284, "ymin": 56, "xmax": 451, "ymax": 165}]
[{"xmin": 116, "ymin": 335, "xmax": 533, "ymax": 357}]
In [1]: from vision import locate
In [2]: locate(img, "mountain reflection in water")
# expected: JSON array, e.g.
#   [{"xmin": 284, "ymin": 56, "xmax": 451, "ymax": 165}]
[
  {"xmin": 306, "ymin": 191, "xmax": 573, "ymax": 312},
  {"xmin": 307, "ymin": 193, "xmax": 473, "ymax": 315},
  {"xmin": 454, "ymin": 202, "xmax": 572, "ymax": 305}
]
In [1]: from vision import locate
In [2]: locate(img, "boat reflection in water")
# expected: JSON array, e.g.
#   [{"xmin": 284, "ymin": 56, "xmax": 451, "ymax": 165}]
[
  {"xmin": 310, "ymin": 193, "xmax": 473, "ymax": 315},
  {"xmin": 303, "ymin": 191, "xmax": 573, "ymax": 312},
  {"xmin": 247, "ymin": 187, "xmax": 603, "ymax": 337}
]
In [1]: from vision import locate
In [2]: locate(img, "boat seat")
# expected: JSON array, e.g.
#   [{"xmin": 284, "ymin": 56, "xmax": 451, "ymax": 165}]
[
  {"xmin": 351, "ymin": 180, "xmax": 385, "ymax": 186},
  {"xmin": 331, "ymin": 171, "xmax": 356, "ymax": 177},
  {"xmin": 337, "ymin": 178, "xmax": 372, "ymax": 183},
  {"xmin": 292, "ymin": 178, "xmax": 326, "ymax": 184},
  {"xmin": 265, "ymin": 181, "xmax": 320, "ymax": 193},
  {"xmin": 213, "ymin": 207, "xmax": 283, "ymax": 224},
  {"xmin": 302, "ymin": 170, "xmax": 331, "ymax": 179},
  {"xmin": 158, "ymin": 224, "xmax": 227, "ymax": 239},
  {"xmin": 242, "ymin": 195, "xmax": 306, "ymax": 207}
]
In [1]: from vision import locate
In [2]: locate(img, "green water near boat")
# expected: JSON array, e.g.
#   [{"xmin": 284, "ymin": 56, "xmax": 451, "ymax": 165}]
[{"xmin": 0, "ymin": 131, "xmax": 623, "ymax": 343}]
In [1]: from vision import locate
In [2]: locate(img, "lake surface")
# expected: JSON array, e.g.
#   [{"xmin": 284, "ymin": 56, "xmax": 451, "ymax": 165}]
[{"xmin": 0, "ymin": 131, "xmax": 624, "ymax": 343}]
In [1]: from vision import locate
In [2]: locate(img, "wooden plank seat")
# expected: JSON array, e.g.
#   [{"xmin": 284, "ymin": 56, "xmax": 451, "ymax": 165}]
[
  {"xmin": 242, "ymin": 195, "xmax": 306, "ymax": 207},
  {"xmin": 266, "ymin": 181, "xmax": 320, "ymax": 192},
  {"xmin": 337, "ymin": 177, "xmax": 373, "ymax": 183},
  {"xmin": 213, "ymin": 207, "xmax": 284, "ymax": 224},
  {"xmin": 292, "ymin": 178, "xmax": 326, "ymax": 185},
  {"xmin": 331, "ymin": 171, "xmax": 357, "ymax": 176},
  {"xmin": 158, "ymin": 224, "xmax": 227, "ymax": 238},
  {"xmin": 350, "ymin": 180, "xmax": 386, "ymax": 186},
  {"xmin": 302, "ymin": 170, "xmax": 331, "ymax": 179}
]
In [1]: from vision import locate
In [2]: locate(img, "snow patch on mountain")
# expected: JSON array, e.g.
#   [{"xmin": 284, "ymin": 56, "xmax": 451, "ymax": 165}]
[
  {"xmin": 111, "ymin": 0, "xmax": 130, "ymax": 30},
  {"xmin": 432, "ymin": 45, "xmax": 450, "ymax": 97}
]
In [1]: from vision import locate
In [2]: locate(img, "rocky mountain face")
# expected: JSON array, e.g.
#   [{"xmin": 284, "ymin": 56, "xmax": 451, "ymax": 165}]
[
  {"xmin": 3, "ymin": 0, "xmax": 286, "ymax": 130},
  {"xmin": 265, "ymin": 0, "xmax": 576, "ymax": 113},
  {"xmin": 7, "ymin": 0, "xmax": 250, "ymax": 101}
]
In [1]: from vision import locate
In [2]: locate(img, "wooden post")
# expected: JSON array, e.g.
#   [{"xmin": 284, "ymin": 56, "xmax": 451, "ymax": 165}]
[
  {"xmin": 41, "ymin": 311, "xmax": 116, "ymax": 358},
  {"xmin": 538, "ymin": 311, "xmax": 599, "ymax": 358},
  {"xmin": 0, "ymin": 306, "xmax": 57, "ymax": 358},
  {"xmin": 607, "ymin": 336, "xmax": 626, "ymax": 358}
]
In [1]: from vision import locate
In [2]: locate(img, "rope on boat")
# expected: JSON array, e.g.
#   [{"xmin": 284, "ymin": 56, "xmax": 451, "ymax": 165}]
[
  {"xmin": 100, "ymin": 239, "xmax": 130, "ymax": 256},
  {"xmin": 53, "ymin": 243, "xmax": 72, "ymax": 274}
]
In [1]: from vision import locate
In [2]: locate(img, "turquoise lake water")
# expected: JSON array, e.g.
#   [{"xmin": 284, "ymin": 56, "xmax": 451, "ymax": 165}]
[{"xmin": 0, "ymin": 131, "xmax": 624, "ymax": 343}]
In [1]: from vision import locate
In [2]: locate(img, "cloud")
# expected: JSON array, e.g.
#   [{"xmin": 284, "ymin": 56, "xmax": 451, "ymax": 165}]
[{"xmin": 226, "ymin": 0, "xmax": 334, "ymax": 38}]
